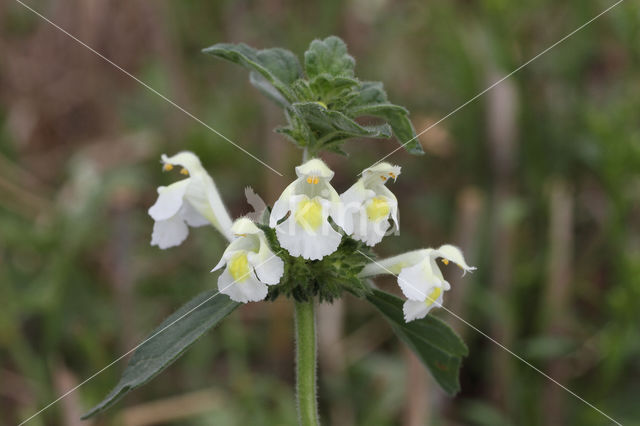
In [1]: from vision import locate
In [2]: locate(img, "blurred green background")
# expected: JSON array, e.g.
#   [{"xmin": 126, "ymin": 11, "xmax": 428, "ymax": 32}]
[{"xmin": 1, "ymin": 0, "xmax": 639, "ymax": 425}]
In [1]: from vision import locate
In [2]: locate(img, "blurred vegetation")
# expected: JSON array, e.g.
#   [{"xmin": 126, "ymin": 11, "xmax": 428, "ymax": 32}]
[{"xmin": 1, "ymin": 0, "xmax": 639, "ymax": 425}]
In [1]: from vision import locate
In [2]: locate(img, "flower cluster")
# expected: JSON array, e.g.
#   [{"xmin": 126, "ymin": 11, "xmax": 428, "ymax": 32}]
[{"xmin": 149, "ymin": 151, "xmax": 475, "ymax": 322}]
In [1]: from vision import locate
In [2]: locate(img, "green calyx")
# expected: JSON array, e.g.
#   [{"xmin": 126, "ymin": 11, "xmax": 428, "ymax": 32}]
[
  {"xmin": 203, "ymin": 36, "xmax": 424, "ymax": 157},
  {"xmin": 257, "ymin": 224, "xmax": 375, "ymax": 302}
]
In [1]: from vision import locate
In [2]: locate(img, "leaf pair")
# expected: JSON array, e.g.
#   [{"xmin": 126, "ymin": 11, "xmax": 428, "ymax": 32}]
[
  {"xmin": 203, "ymin": 36, "xmax": 423, "ymax": 156},
  {"xmin": 84, "ymin": 288, "xmax": 466, "ymax": 417}
]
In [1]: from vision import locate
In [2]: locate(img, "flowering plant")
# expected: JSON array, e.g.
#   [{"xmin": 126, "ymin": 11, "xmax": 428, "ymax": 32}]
[{"xmin": 83, "ymin": 36, "xmax": 474, "ymax": 425}]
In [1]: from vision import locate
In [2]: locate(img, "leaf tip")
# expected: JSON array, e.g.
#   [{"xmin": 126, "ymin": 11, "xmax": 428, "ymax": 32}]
[{"xmin": 407, "ymin": 145, "xmax": 425, "ymax": 155}]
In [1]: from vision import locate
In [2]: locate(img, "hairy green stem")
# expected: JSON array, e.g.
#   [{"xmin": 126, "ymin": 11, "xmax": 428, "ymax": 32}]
[{"xmin": 294, "ymin": 300, "xmax": 320, "ymax": 426}]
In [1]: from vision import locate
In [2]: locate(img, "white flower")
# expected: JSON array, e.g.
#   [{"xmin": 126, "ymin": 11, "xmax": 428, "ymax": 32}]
[
  {"xmin": 360, "ymin": 245, "xmax": 476, "ymax": 322},
  {"xmin": 148, "ymin": 151, "xmax": 233, "ymax": 248},
  {"xmin": 341, "ymin": 162, "xmax": 401, "ymax": 246},
  {"xmin": 212, "ymin": 218, "xmax": 284, "ymax": 303},
  {"xmin": 269, "ymin": 158, "xmax": 347, "ymax": 260}
]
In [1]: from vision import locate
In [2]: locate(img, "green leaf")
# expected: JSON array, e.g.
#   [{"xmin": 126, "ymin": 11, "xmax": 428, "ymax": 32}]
[
  {"xmin": 350, "ymin": 103, "xmax": 424, "ymax": 155},
  {"xmin": 308, "ymin": 74, "xmax": 360, "ymax": 107},
  {"xmin": 82, "ymin": 291, "xmax": 240, "ymax": 418},
  {"xmin": 276, "ymin": 107, "xmax": 315, "ymax": 149},
  {"xmin": 278, "ymin": 101, "xmax": 393, "ymax": 153},
  {"xmin": 323, "ymin": 144, "xmax": 349, "ymax": 156},
  {"xmin": 349, "ymin": 81, "xmax": 388, "ymax": 106},
  {"xmin": 203, "ymin": 43, "xmax": 301, "ymax": 103},
  {"xmin": 317, "ymin": 123, "xmax": 392, "ymax": 152},
  {"xmin": 304, "ymin": 36, "xmax": 355, "ymax": 79},
  {"xmin": 366, "ymin": 289, "xmax": 467, "ymax": 395},
  {"xmin": 290, "ymin": 102, "xmax": 391, "ymax": 142},
  {"xmin": 249, "ymin": 72, "xmax": 289, "ymax": 108},
  {"xmin": 291, "ymin": 79, "xmax": 315, "ymax": 102}
]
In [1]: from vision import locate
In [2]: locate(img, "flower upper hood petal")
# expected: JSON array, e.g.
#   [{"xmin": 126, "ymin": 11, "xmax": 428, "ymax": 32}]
[
  {"xmin": 231, "ymin": 217, "xmax": 261, "ymax": 236},
  {"xmin": 161, "ymin": 151, "xmax": 205, "ymax": 176},
  {"xmin": 295, "ymin": 158, "xmax": 334, "ymax": 180},
  {"xmin": 362, "ymin": 162, "xmax": 402, "ymax": 187},
  {"xmin": 432, "ymin": 244, "xmax": 477, "ymax": 274}
]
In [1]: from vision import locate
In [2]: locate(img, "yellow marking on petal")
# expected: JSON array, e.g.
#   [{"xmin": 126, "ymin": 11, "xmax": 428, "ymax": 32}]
[
  {"xmin": 162, "ymin": 163, "xmax": 173, "ymax": 172},
  {"xmin": 441, "ymin": 258, "xmax": 449, "ymax": 265},
  {"xmin": 425, "ymin": 287, "xmax": 442, "ymax": 306},
  {"xmin": 234, "ymin": 233, "xmax": 247, "ymax": 237},
  {"xmin": 180, "ymin": 168, "xmax": 189, "ymax": 176},
  {"xmin": 229, "ymin": 252, "xmax": 251, "ymax": 282},
  {"xmin": 307, "ymin": 177, "xmax": 313, "ymax": 184},
  {"xmin": 313, "ymin": 177, "xmax": 319, "ymax": 184},
  {"xmin": 295, "ymin": 198, "xmax": 323, "ymax": 232},
  {"xmin": 366, "ymin": 197, "xmax": 390, "ymax": 222},
  {"xmin": 380, "ymin": 176, "xmax": 387, "ymax": 181}
]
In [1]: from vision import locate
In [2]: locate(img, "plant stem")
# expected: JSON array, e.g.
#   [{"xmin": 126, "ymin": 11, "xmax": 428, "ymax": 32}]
[{"xmin": 294, "ymin": 300, "xmax": 319, "ymax": 426}]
